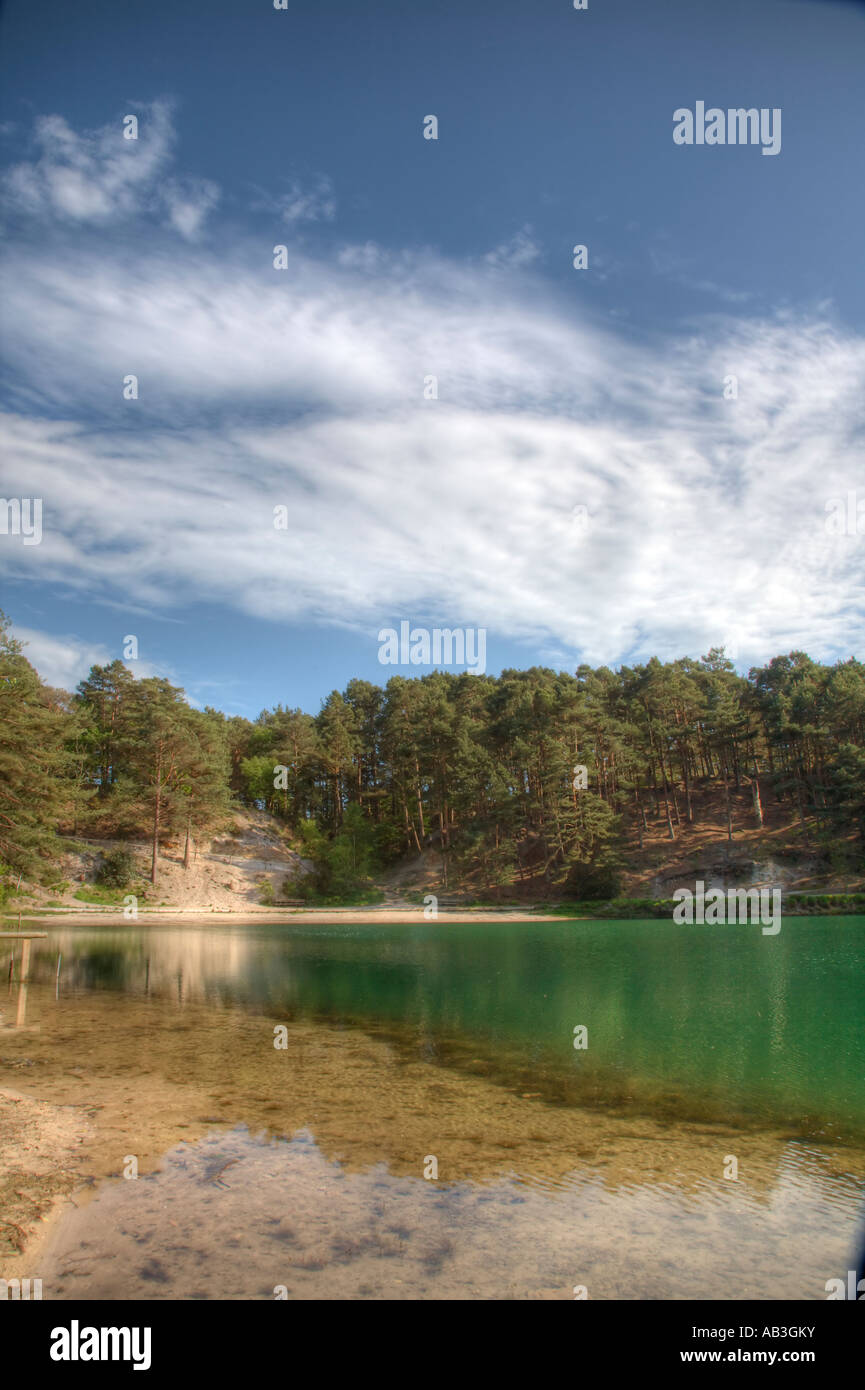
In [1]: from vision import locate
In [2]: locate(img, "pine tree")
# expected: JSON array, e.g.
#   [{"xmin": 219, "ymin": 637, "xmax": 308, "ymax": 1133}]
[{"xmin": 0, "ymin": 612, "xmax": 71, "ymax": 877}]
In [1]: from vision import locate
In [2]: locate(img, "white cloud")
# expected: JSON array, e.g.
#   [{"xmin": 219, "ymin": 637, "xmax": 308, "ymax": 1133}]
[
  {"xmin": 1, "ymin": 102, "xmax": 219, "ymax": 240},
  {"xmin": 10, "ymin": 627, "xmax": 112, "ymax": 690},
  {"xmin": 9, "ymin": 623, "xmax": 177, "ymax": 692},
  {"xmin": 0, "ymin": 115, "xmax": 863, "ymax": 673},
  {"xmin": 336, "ymin": 241, "xmax": 388, "ymax": 272},
  {"xmin": 0, "ymin": 240, "xmax": 619, "ymax": 418},
  {"xmin": 1, "ymin": 292, "xmax": 863, "ymax": 670},
  {"xmin": 162, "ymin": 176, "xmax": 221, "ymax": 240},
  {"xmin": 484, "ymin": 226, "xmax": 542, "ymax": 269},
  {"xmin": 252, "ymin": 176, "xmax": 336, "ymax": 225}
]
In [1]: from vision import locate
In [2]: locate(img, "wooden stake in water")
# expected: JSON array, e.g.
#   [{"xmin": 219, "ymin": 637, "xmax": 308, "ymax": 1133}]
[{"xmin": 56, "ymin": 952, "xmax": 62, "ymax": 1000}]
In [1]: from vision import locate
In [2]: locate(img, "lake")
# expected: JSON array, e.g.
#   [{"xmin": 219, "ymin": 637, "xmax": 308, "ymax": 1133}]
[{"xmin": 2, "ymin": 917, "xmax": 864, "ymax": 1300}]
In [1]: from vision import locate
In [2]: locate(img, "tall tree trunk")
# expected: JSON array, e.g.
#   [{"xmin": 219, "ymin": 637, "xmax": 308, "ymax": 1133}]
[
  {"xmin": 682, "ymin": 753, "xmax": 693, "ymax": 823},
  {"xmin": 751, "ymin": 760, "xmax": 764, "ymax": 828},
  {"xmin": 151, "ymin": 747, "xmax": 163, "ymax": 885},
  {"xmin": 656, "ymin": 752, "xmax": 675, "ymax": 839},
  {"xmin": 403, "ymin": 791, "xmax": 422, "ymax": 854},
  {"xmin": 414, "ymin": 759, "xmax": 425, "ymax": 842},
  {"xmin": 724, "ymin": 776, "xmax": 733, "ymax": 844},
  {"xmin": 666, "ymin": 754, "xmax": 682, "ymax": 826}
]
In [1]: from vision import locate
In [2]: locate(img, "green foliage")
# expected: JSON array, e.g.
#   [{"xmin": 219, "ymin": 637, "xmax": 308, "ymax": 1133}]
[
  {"xmin": 74, "ymin": 668, "xmax": 232, "ymax": 883},
  {"xmin": 785, "ymin": 892, "xmax": 865, "ymax": 913},
  {"xmin": 96, "ymin": 847, "xmax": 136, "ymax": 888},
  {"xmin": 288, "ymin": 803, "xmax": 381, "ymax": 902},
  {"xmin": 564, "ymin": 856, "xmax": 623, "ymax": 900},
  {"xmin": 0, "ymin": 611, "xmax": 74, "ymax": 874},
  {"xmin": 73, "ymin": 885, "xmax": 131, "ymax": 905},
  {"xmin": 3, "ymin": 599, "xmax": 865, "ymax": 903},
  {"xmin": 0, "ymin": 868, "xmax": 18, "ymax": 909},
  {"xmin": 240, "ymin": 756, "xmax": 277, "ymax": 808}
]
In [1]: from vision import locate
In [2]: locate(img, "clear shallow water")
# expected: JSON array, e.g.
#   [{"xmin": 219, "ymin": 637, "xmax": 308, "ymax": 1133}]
[{"xmin": 2, "ymin": 917, "xmax": 864, "ymax": 1299}]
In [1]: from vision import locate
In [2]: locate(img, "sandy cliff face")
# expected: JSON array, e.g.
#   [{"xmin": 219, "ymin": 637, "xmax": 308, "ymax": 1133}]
[
  {"xmin": 22, "ymin": 809, "xmax": 312, "ymax": 913},
  {"xmin": 648, "ymin": 850, "xmax": 830, "ymax": 900}
]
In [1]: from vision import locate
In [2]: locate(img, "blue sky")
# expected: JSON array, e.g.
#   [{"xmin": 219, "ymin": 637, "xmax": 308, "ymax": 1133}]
[{"xmin": 1, "ymin": 0, "xmax": 863, "ymax": 716}]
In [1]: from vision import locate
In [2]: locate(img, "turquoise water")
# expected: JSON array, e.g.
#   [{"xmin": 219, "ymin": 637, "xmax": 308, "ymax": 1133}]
[
  {"xmin": 23, "ymin": 915, "xmax": 865, "ymax": 1140},
  {"xmin": 4, "ymin": 916, "xmax": 864, "ymax": 1300}
]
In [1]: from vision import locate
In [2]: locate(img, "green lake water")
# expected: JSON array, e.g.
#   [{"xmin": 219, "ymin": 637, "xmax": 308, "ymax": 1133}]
[{"xmin": 2, "ymin": 916, "xmax": 864, "ymax": 1300}]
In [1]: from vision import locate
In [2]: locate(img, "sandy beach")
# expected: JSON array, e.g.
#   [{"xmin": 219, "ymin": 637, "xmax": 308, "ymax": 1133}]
[{"xmin": 18, "ymin": 907, "xmax": 566, "ymax": 928}]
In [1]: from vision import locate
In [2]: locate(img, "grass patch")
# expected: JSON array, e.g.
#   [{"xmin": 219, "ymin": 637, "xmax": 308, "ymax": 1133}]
[
  {"xmin": 73, "ymin": 885, "xmax": 134, "ymax": 906},
  {"xmin": 546, "ymin": 897, "xmax": 678, "ymax": 919},
  {"xmin": 785, "ymin": 892, "xmax": 865, "ymax": 914},
  {"xmin": 293, "ymin": 887, "xmax": 386, "ymax": 908},
  {"xmin": 547, "ymin": 891, "xmax": 865, "ymax": 919}
]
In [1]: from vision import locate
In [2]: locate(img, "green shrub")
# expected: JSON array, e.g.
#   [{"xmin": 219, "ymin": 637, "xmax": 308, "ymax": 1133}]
[
  {"xmin": 74, "ymin": 885, "xmax": 129, "ymax": 905},
  {"xmin": 564, "ymin": 856, "xmax": 622, "ymax": 901},
  {"xmin": 96, "ymin": 848, "xmax": 135, "ymax": 888}
]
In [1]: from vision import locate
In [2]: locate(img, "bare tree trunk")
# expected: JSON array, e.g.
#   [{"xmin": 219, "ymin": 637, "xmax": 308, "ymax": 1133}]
[
  {"xmin": 402, "ymin": 795, "xmax": 422, "ymax": 854},
  {"xmin": 682, "ymin": 754, "xmax": 693, "ymax": 823},
  {"xmin": 151, "ymin": 757, "xmax": 162, "ymax": 885},
  {"xmin": 414, "ymin": 760, "xmax": 425, "ymax": 842},
  {"xmin": 751, "ymin": 761, "xmax": 764, "ymax": 828},
  {"xmin": 724, "ymin": 777, "xmax": 733, "ymax": 844},
  {"xmin": 657, "ymin": 757, "xmax": 675, "ymax": 838},
  {"xmin": 667, "ymin": 758, "xmax": 682, "ymax": 827}
]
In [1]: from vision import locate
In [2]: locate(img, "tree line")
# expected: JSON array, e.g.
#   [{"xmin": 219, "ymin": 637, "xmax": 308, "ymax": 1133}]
[{"xmin": 2, "ymin": 608, "xmax": 864, "ymax": 898}]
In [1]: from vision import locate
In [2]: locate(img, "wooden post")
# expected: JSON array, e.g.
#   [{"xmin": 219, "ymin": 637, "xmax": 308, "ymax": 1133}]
[
  {"xmin": 0, "ymin": 933, "xmax": 46, "ymax": 1026},
  {"xmin": 16, "ymin": 976, "xmax": 28, "ymax": 1027}
]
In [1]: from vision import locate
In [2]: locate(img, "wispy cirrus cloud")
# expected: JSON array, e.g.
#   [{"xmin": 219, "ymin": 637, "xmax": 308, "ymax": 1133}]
[
  {"xmin": 649, "ymin": 244, "xmax": 754, "ymax": 305},
  {"xmin": 484, "ymin": 225, "xmax": 542, "ymax": 269},
  {"xmin": 1, "ymin": 100, "xmax": 220, "ymax": 240},
  {"xmin": 250, "ymin": 175, "xmax": 336, "ymax": 225},
  {"xmin": 1, "ymin": 106, "xmax": 863, "ymax": 678}
]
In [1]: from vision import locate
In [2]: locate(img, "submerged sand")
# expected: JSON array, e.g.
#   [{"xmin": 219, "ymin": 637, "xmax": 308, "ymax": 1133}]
[
  {"xmin": 0, "ymin": 1088, "xmax": 94, "ymax": 1277},
  {"xmin": 3, "ymin": 982, "xmax": 864, "ymax": 1299}
]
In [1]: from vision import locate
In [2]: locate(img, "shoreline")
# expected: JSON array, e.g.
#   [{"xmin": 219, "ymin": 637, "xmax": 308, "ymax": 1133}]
[
  {"xmin": 0, "ymin": 1087, "xmax": 95, "ymax": 1280},
  {"xmin": 9, "ymin": 899, "xmax": 865, "ymax": 928},
  {"xmin": 10, "ymin": 907, "xmax": 569, "ymax": 927}
]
